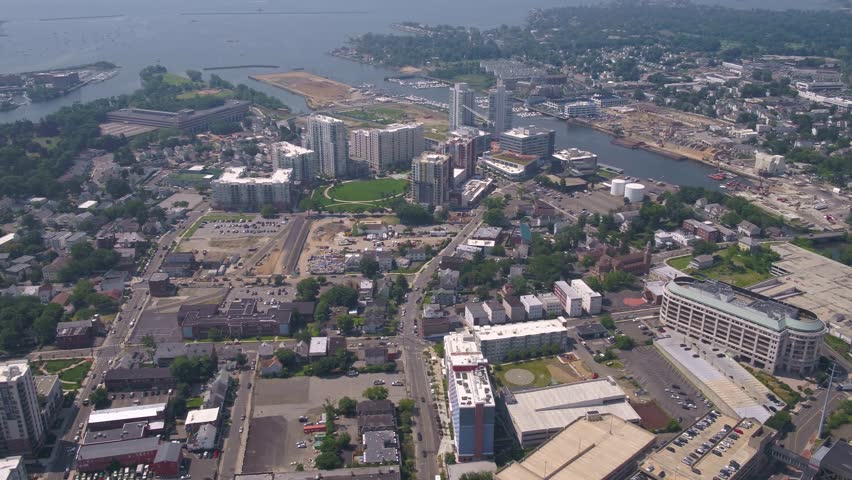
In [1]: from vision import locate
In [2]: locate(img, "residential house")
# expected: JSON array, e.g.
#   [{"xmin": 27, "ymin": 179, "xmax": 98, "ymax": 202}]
[
  {"xmin": 438, "ymin": 269, "xmax": 459, "ymax": 290},
  {"xmin": 406, "ymin": 248, "xmax": 427, "ymax": 262},
  {"xmin": 689, "ymin": 255, "xmax": 715, "ymax": 270},
  {"xmin": 432, "ymin": 288, "xmax": 457, "ymax": 306},
  {"xmin": 738, "ymin": 237, "xmax": 759, "ymax": 252},
  {"xmin": 738, "ymin": 221, "xmax": 761, "ymax": 237},
  {"xmin": 259, "ymin": 357, "xmax": 283, "ymax": 377}
]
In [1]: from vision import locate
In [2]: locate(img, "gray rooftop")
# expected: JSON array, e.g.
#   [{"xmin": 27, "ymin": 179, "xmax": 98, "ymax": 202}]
[{"xmin": 363, "ymin": 430, "xmax": 399, "ymax": 464}]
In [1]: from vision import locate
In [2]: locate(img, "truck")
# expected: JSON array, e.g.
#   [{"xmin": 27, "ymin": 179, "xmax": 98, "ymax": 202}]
[{"xmin": 836, "ymin": 383, "xmax": 852, "ymax": 392}]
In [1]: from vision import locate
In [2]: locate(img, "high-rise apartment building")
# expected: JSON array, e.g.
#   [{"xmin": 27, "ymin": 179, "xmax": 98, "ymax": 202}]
[
  {"xmin": 304, "ymin": 115, "xmax": 348, "ymax": 178},
  {"xmin": 449, "ymin": 83, "xmax": 476, "ymax": 131},
  {"xmin": 444, "ymin": 333, "xmax": 495, "ymax": 461},
  {"xmin": 211, "ymin": 167, "xmax": 293, "ymax": 211},
  {"xmin": 0, "ymin": 361, "xmax": 46, "ymax": 456},
  {"xmin": 269, "ymin": 141, "xmax": 315, "ymax": 182},
  {"xmin": 487, "ymin": 84, "xmax": 512, "ymax": 134},
  {"xmin": 499, "ymin": 126, "xmax": 556, "ymax": 161},
  {"xmin": 660, "ymin": 277, "xmax": 825, "ymax": 374},
  {"xmin": 349, "ymin": 123, "xmax": 424, "ymax": 173},
  {"xmin": 411, "ymin": 153, "xmax": 450, "ymax": 207},
  {"xmin": 442, "ymin": 127, "xmax": 490, "ymax": 177}
]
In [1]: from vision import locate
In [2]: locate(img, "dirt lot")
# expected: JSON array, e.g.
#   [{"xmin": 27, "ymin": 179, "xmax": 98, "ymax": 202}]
[
  {"xmin": 245, "ymin": 373, "xmax": 407, "ymax": 473},
  {"xmin": 250, "ymin": 71, "xmax": 366, "ymax": 109}
]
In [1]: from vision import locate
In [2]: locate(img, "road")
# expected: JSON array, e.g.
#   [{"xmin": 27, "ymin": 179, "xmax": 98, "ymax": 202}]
[
  {"xmin": 788, "ymin": 388, "xmax": 849, "ymax": 454},
  {"xmin": 218, "ymin": 369, "xmax": 253, "ymax": 479},
  {"xmin": 45, "ymin": 203, "xmax": 210, "ymax": 480},
  {"xmin": 399, "ymin": 207, "xmax": 484, "ymax": 479}
]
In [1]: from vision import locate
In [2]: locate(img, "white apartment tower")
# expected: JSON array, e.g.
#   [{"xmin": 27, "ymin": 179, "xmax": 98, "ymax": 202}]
[
  {"xmin": 449, "ymin": 83, "xmax": 476, "ymax": 131},
  {"xmin": 570, "ymin": 279, "xmax": 602, "ymax": 315},
  {"xmin": 349, "ymin": 123, "xmax": 424, "ymax": 173},
  {"xmin": 304, "ymin": 115, "xmax": 348, "ymax": 178},
  {"xmin": 211, "ymin": 167, "xmax": 293, "ymax": 211},
  {"xmin": 411, "ymin": 153, "xmax": 451, "ymax": 207},
  {"xmin": 0, "ymin": 361, "xmax": 46, "ymax": 456},
  {"xmin": 487, "ymin": 84, "xmax": 512, "ymax": 134},
  {"xmin": 270, "ymin": 141, "xmax": 315, "ymax": 182}
]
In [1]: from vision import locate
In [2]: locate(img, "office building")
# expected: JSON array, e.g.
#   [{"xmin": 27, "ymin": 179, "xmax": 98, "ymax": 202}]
[
  {"xmin": 661, "ymin": 277, "xmax": 825, "ymax": 373},
  {"xmin": 499, "ymin": 126, "xmax": 555, "ymax": 161},
  {"xmin": 474, "ymin": 319, "xmax": 567, "ymax": 363},
  {"xmin": 270, "ymin": 141, "xmax": 316, "ymax": 182},
  {"xmin": 503, "ymin": 377, "xmax": 640, "ymax": 448},
  {"xmin": 553, "ymin": 148, "xmax": 598, "ymax": 175},
  {"xmin": 211, "ymin": 167, "xmax": 293, "ymax": 211},
  {"xmin": 519, "ymin": 295, "xmax": 543, "ymax": 320},
  {"xmin": 563, "ymin": 100, "xmax": 599, "ymax": 118},
  {"xmin": 479, "ymin": 151, "xmax": 539, "ymax": 181},
  {"xmin": 442, "ymin": 127, "xmax": 491, "ymax": 176},
  {"xmin": 0, "ymin": 362, "xmax": 46, "ymax": 456},
  {"xmin": 487, "ymin": 84, "xmax": 512, "ymax": 134},
  {"xmin": 411, "ymin": 153, "xmax": 451, "ymax": 206},
  {"xmin": 496, "ymin": 413, "xmax": 655, "ymax": 480},
  {"xmin": 350, "ymin": 123, "xmax": 424, "ymax": 173},
  {"xmin": 449, "ymin": 83, "xmax": 476, "ymax": 131},
  {"xmin": 304, "ymin": 115, "xmax": 348, "ymax": 178},
  {"xmin": 0, "ymin": 456, "xmax": 26, "ymax": 480},
  {"xmin": 177, "ymin": 298, "xmax": 297, "ymax": 339},
  {"xmin": 105, "ymin": 100, "xmax": 249, "ymax": 134},
  {"xmin": 444, "ymin": 333, "xmax": 495, "ymax": 461},
  {"xmin": 553, "ymin": 281, "xmax": 582, "ymax": 317},
  {"xmin": 592, "ymin": 94, "xmax": 627, "ymax": 108},
  {"xmin": 570, "ymin": 279, "xmax": 602, "ymax": 315}
]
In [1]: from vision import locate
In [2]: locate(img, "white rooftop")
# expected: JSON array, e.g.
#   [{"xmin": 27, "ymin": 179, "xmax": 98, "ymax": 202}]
[
  {"xmin": 0, "ymin": 456, "xmax": 24, "ymax": 480},
  {"xmin": 216, "ymin": 166, "xmax": 292, "ymax": 185},
  {"xmin": 78, "ymin": 200, "xmax": 98, "ymax": 209},
  {"xmin": 570, "ymin": 279, "xmax": 601, "ymax": 298},
  {"xmin": 185, "ymin": 407, "xmax": 220, "ymax": 426},
  {"xmin": 519, "ymin": 295, "xmax": 542, "ymax": 307},
  {"xmin": 445, "ymin": 332, "xmax": 486, "ymax": 369},
  {"xmin": 0, "ymin": 361, "xmax": 30, "ymax": 383},
  {"xmin": 553, "ymin": 148, "xmax": 597, "ymax": 161},
  {"xmin": 475, "ymin": 319, "xmax": 566, "ymax": 342},
  {"xmin": 506, "ymin": 378, "xmax": 639, "ymax": 435},
  {"xmin": 309, "ymin": 337, "xmax": 328, "ymax": 355},
  {"xmin": 554, "ymin": 281, "xmax": 581, "ymax": 299},
  {"xmin": 88, "ymin": 402, "xmax": 167, "ymax": 425},
  {"xmin": 273, "ymin": 141, "xmax": 313, "ymax": 156},
  {"xmin": 450, "ymin": 366, "xmax": 495, "ymax": 408}
]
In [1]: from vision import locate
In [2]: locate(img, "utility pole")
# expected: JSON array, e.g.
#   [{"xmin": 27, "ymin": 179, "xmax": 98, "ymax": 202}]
[{"xmin": 816, "ymin": 362, "xmax": 837, "ymax": 440}]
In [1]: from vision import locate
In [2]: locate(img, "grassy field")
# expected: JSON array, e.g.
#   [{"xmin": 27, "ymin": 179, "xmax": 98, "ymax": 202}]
[
  {"xmin": 39, "ymin": 359, "xmax": 81, "ymax": 374},
  {"xmin": 450, "ymin": 73, "xmax": 495, "ymax": 91},
  {"xmin": 496, "ymin": 359, "xmax": 555, "ymax": 389},
  {"xmin": 666, "ymin": 254, "xmax": 771, "ymax": 288},
  {"xmin": 336, "ymin": 107, "xmax": 407, "ymax": 125},
  {"xmin": 162, "ymin": 73, "xmax": 193, "ymax": 86},
  {"xmin": 826, "ymin": 335, "xmax": 852, "ymax": 361},
  {"xmin": 176, "ymin": 89, "xmax": 233, "ymax": 100},
  {"xmin": 170, "ymin": 172, "xmax": 209, "ymax": 182},
  {"xmin": 59, "ymin": 361, "xmax": 92, "ymax": 388},
  {"xmin": 327, "ymin": 179, "xmax": 409, "ymax": 202},
  {"xmin": 33, "ymin": 136, "xmax": 60, "ymax": 151},
  {"xmin": 186, "ymin": 397, "xmax": 204, "ymax": 409}
]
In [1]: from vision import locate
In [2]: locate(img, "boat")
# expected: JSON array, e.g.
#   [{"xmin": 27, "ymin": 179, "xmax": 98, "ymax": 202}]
[{"xmin": 708, "ymin": 172, "xmax": 726, "ymax": 181}]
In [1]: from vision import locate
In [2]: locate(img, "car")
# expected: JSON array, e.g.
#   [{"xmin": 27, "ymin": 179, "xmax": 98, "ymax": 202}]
[
  {"xmin": 239, "ymin": 427, "xmax": 244, "ymax": 433},
  {"xmin": 241, "ymin": 415, "xmax": 246, "ymax": 421},
  {"xmin": 298, "ymin": 416, "xmax": 309, "ymax": 422},
  {"xmin": 373, "ymin": 379, "xmax": 386, "ymax": 385},
  {"xmin": 391, "ymin": 381, "xmax": 404, "ymax": 386}
]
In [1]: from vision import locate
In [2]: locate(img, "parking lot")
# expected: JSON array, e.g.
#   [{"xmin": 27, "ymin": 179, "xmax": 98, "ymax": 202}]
[
  {"xmin": 225, "ymin": 285, "xmax": 297, "ymax": 310},
  {"xmin": 620, "ymin": 346, "xmax": 710, "ymax": 424},
  {"xmin": 244, "ymin": 372, "xmax": 407, "ymax": 472}
]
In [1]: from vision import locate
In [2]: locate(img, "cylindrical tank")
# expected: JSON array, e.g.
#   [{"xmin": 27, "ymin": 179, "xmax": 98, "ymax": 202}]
[
  {"xmin": 624, "ymin": 183, "xmax": 646, "ymax": 203},
  {"xmin": 610, "ymin": 178, "xmax": 626, "ymax": 196}
]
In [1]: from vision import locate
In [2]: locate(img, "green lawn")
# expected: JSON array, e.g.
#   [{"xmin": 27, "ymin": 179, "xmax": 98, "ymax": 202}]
[
  {"xmin": 327, "ymin": 179, "xmax": 409, "ymax": 202},
  {"xmin": 161, "ymin": 73, "xmax": 192, "ymax": 86},
  {"xmin": 186, "ymin": 397, "xmax": 204, "ymax": 409},
  {"xmin": 666, "ymin": 254, "xmax": 771, "ymax": 288},
  {"xmin": 336, "ymin": 106, "xmax": 408, "ymax": 125},
  {"xmin": 826, "ymin": 335, "xmax": 852, "ymax": 361},
  {"xmin": 176, "ymin": 89, "xmax": 233, "ymax": 100},
  {"xmin": 450, "ymin": 73, "xmax": 495, "ymax": 91},
  {"xmin": 170, "ymin": 172, "xmax": 209, "ymax": 182},
  {"xmin": 496, "ymin": 359, "xmax": 555, "ymax": 389},
  {"xmin": 39, "ymin": 359, "xmax": 81, "ymax": 374},
  {"xmin": 668, "ymin": 255, "xmax": 692, "ymax": 271},
  {"xmin": 59, "ymin": 361, "xmax": 92, "ymax": 388},
  {"xmin": 744, "ymin": 366, "xmax": 801, "ymax": 407},
  {"xmin": 33, "ymin": 136, "xmax": 60, "ymax": 151}
]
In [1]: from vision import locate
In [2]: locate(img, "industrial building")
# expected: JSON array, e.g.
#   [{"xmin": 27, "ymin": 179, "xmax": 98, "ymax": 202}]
[
  {"xmin": 473, "ymin": 319, "xmax": 567, "ymax": 363},
  {"xmin": 269, "ymin": 141, "xmax": 316, "ymax": 182},
  {"xmin": 495, "ymin": 413, "xmax": 655, "ymax": 480},
  {"xmin": 0, "ymin": 362, "xmax": 46, "ymax": 456},
  {"xmin": 349, "ymin": 123, "xmax": 424, "ymax": 173},
  {"xmin": 753, "ymin": 151, "xmax": 786, "ymax": 176},
  {"xmin": 105, "ymin": 100, "xmax": 249, "ymax": 134},
  {"xmin": 502, "ymin": 377, "xmax": 640, "ymax": 448},
  {"xmin": 661, "ymin": 277, "xmax": 825, "ymax": 374},
  {"xmin": 411, "ymin": 153, "xmax": 451, "ymax": 207},
  {"xmin": 304, "ymin": 115, "xmax": 349, "ymax": 178},
  {"xmin": 444, "ymin": 333, "xmax": 495, "ymax": 461},
  {"xmin": 211, "ymin": 167, "xmax": 293, "ymax": 211},
  {"xmin": 87, "ymin": 403, "xmax": 167, "ymax": 431}
]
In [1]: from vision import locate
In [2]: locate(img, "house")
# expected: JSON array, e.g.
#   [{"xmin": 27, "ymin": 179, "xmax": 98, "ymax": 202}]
[
  {"xmin": 259, "ymin": 357, "xmax": 283, "ymax": 377},
  {"xmin": 438, "ymin": 256, "xmax": 467, "ymax": 271},
  {"xmin": 56, "ymin": 320, "xmax": 94, "ymax": 349},
  {"xmin": 738, "ymin": 236, "xmax": 759, "ymax": 252},
  {"xmin": 502, "ymin": 296, "xmax": 525, "ymax": 322},
  {"xmin": 309, "ymin": 337, "xmax": 329, "ymax": 359},
  {"xmin": 682, "ymin": 219, "xmax": 720, "ymax": 242},
  {"xmin": 42, "ymin": 256, "xmax": 69, "ymax": 282},
  {"xmin": 716, "ymin": 225, "xmax": 737, "ymax": 242},
  {"xmin": 151, "ymin": 442, "xmax": 182, "ymax": 478},
  {"xmin": 406, "ymin": 248, "xmax": 427, "ymax": 262},
  {"xmin": 423, "ymin": 303, "xmax": 444, "ymax": 319},
  {"xmin": 364, "ymin": 347, "xmax": 389, "ymax": 366},
  {"xmin": 483, "ymin": 300, "xmax": 506, "ymax": 324},
  {"xmin": 689, "ymin": 254, "xmax": 715, "ymax": 270},
  {"xmin": 654, "ymin": 230, "xmax": 674, "ymax": 248},
  {"xmin": 161, "ymin": 252, "xmax": 197, "ymax": 277},
  {"xmin": 439, "ymin": 268, "xmax": 459, "ymax": 289},
  {"xmin": 257, "ymin": 342, "xmax": 275, "ymax": 359},
  {"xmin": 464, "ymin": 303, "xmax": 488, "ymax": 327},
  {"xmin": 363, "ymin": 305, "xmax": 388, "ymax": 335},
  {"xmin": 4, "ymin": 263, "xmax": 31, "ymax": 281},
  {"xmin": 738, "ymin": 221, "xmax": 761, "ymax": 237},
  {"xmin": 203, "ymin": 370, "xmax": 231, "ymax": 409},
  {"xmin": 359, "ymin": 279, "xmax": 374, "ymax": 304},
  {"xmin": 432, "ymin": 288, "xmax": 457, "ymax": 306}
]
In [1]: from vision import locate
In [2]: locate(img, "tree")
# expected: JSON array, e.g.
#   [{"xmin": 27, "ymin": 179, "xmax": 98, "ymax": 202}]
[
  {"xmin": 315, "ymin": 451, "xmax": 343, "ymax": 470},
  {"xmin": 483, "ymin": 208, "xmax": 507, "ymax": 227},
  {"xmin": 338, "ymin": 396, "xmax": 357, "ymax": 417},
  {"xmin": 363, "ymin": 386, "xmax": 389, "ymax": 400},
  {"xmin": 692, "ymin": 240, "xmax": 718, "ymax": 256},
  {"xmin": 32, "ymin": 303, "xmax": 63, "ymax": 344},
  {"xmin": 90, "ymin": 387, "xmax": 110, "ymax": 409},
  {"xmin": 615, "ymin": 335, "xmax": 635, "ymax": 350},
  {"xmin": 296, "ymin": 277, "xmax": 321, "ymax": 302},
  {"xmin": 273, "ymin": 275, "xmax": 284, "ymax": 286},
  {"xmin": 186, "ymin": 69, "xmax": 203, "ymax": 82},
  {"xmin": 235, "ymin": 352, "xmax": 248, "ymax": 367},
  {"xmin": 275, "ymin": 349, "xmax": 298, "ymax": 370},
  {"xmin": 260, "ymin": 204, "xmax": 277, "ymax": 219},
  {"xmin": 765, "ymin": 411, "xmax": 794, "ymax": 434},
  {"xmin": 600, "ymin": 315, "xmax": 615, "ymax": 330},
  {"xmin": 445, "ymin": 452, "xmax": 457, "ymax": 465},
  {"xmin": 337, "ymin": 314, "xmax": 355, "ymax": 336},
  {"xmin": 491, "ymin": 244, "xmax": 506, "ymax": 256},
  {"xmin": 141, "ymin": 334, "xmax": 157, "ymax": 349},
  {"xmin": 360, "ymin": 257, "xmax": 381, "ymax": 279},
  {"xmin": 105, "ymin": 177, "xmax": 131, "ymax": 198}
]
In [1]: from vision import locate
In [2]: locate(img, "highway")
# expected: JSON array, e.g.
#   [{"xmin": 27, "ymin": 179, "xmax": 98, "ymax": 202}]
[{"xmin": 399, "ymin": 207, "xmax": 484, "ymax": 479}]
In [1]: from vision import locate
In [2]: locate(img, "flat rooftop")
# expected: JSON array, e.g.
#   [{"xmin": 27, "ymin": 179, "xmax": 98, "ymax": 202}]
[
  {"xmin": 640, "ymin": 412, "xmax": 772, "ymax": 480},
  {"xmin": 88, "ymin": 403, "xmax": 167, "ymax": 425},
  {"xmin": 83, "ymin": 421, "xmax": 147, "ymax": 445},
  {"xmin": 272, "ymin": 141, "xmax": 312, "ymax": 156},
  {"xmin": 215, "ymin": 166, "xmax": 292, "ymax": 184},
  {"xmin": 0, "ymin": 361, "xmax": 30, "ymax": 382},
  {"xmin": 505, "ymin": 377, "xmax": 639, "ymax": 436},
  {"xmin": 77, "ymin": 436, "xmax": 160, "ymax": 461},
  {"xmin": 750, "ymin": 243, "xmax": 852, "ymax": 330},
  {"xmin": 444, "ymin": 332, "xmax": 487, "ymax": 369},
  {"xmin": 553, "ymin": 148, "xmax": 597, "ymax": 161},
  {"xmin": 475, "ymin": 319, "xmax": 566, "ymax": 342},
  {"xmin": 185, "ymin": 407, "xmax": 220, "ymax": 426},
  {"xmin": 472, "ymin": 226, "xmax": 502, "ymax": 240},
  {"xmin": 502, "ymin": 126, "xmax": 553, "ymax": 139},
  {"xmin": 656, "ymin": 333, "xmax": 773, "ymax": 422},
  {"xmin": 496, "ymin": 414, "xmax": 654, "ymax": 480},
  {"xmin": 487, "ymin": 151, "xmax": 538, "ymax": 165},
  {"xmin": 666, "ymin": 277, "xmax": 824, "ymax": 333},
  {"xmin": 450, "ymin": 366, "xmax": 495, "ymax": 408}
]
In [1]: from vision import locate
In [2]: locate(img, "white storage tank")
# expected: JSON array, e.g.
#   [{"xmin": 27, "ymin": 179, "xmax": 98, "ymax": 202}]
[
  {"xmin": 624, "ymin": 183, "xmax": 646, "ymax": 203},
  {"xmin": 610, "ymin": 178, "xmax": 626, "ymax": 196}
]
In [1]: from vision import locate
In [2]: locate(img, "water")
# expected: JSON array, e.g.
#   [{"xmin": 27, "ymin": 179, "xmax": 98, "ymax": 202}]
[{"xmin": 0, "ymin": 0, "xmax": 831, "ymax": 188}]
